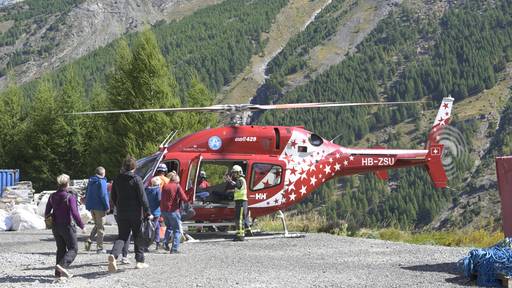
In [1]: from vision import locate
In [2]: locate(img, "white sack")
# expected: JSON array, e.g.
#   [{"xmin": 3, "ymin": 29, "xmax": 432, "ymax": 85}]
[
  {"xmin": 37, "ymin": 194, "xmax": 51, "ymax": 217},
  {"xmin": 10, "ymin": 208, "xmax": 45, "ymax": 231},
  {"xmin": 79, "ymin": 205, "xmax": 92, "ymax": 224},
  {"xmin": 104, "ymin": 214, "xmax": 116, "ymax": 226},
  {"xmin": 0, "ymin": 209, "xmax": 12, "ymax": 231}
]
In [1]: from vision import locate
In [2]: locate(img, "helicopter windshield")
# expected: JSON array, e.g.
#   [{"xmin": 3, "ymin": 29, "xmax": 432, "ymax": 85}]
[{"xmin": 136, "ymin": 153, "xmax": 161, "ymax": 183}]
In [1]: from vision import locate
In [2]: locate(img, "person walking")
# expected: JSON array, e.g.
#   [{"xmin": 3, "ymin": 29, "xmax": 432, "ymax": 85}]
[
  {"xmin": 108, "ymin": 156, "xmax": 152, "ymax": 272},
  {"xmin": 144, "ymin": 177, "xmax": 162, "ymax": 251},
  {"xmin": 84, "ymin": 166, "xmax": 109, "ymax": 253},
  {"xmin": 45, "ymin": 174, "xmax": 85, "ymax": 280},
  {"xmin": 161, "ymin": 174, "xmax": 188, "ymax": 253},
  {"xmin": 226, "ymin": 165, "xmax": 251, "ymax": 241}
]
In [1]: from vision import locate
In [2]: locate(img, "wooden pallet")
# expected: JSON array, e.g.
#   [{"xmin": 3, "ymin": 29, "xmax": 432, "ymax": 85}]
[
  {"xmin": 470, "ymin": 273, "xmax": 512, "ymax": 287},
  {"xmin": 499, "ymin": 273, "xmax": 512, "ymax": 288}
]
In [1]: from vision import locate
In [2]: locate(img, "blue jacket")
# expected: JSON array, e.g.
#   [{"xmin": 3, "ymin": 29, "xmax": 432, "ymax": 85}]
[
  {"xmin": 85, "ymin": 175, "xmax": 109, "ymax": 211},
  {"xmin": 145, "ymin": 185, "xmax": 161, "ymax": 217}
]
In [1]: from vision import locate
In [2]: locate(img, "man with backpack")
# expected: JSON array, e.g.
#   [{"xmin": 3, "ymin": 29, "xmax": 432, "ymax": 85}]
[{"xmin": 84, "ymin": 166, "xmax": 109, "ymax": 253}]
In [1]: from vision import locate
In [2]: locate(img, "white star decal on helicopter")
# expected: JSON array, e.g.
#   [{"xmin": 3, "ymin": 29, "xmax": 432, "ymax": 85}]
[
  {"xmin": 324, "ymin": 165, "xmax": 331, "ymax": 174},
  {"xmin": 334, "ymin": 163, "xmax": 341, "ymax": 171},
  {"xmin": 289, "ymin": 193, "xmax": 296, "ymax": 201},
  {"xmin": 300, "ymin": 185, "xmax": 307, "ymax": 195},
  {"xmin": 310, "ymin": 176, "xmax": 317, "ymax": 186},
  {"xmin": 344, "ymin": 160, "xmax": 349, "ymax": 166},
  {"xmin": 349, "ymin": 155, "xmax": 354, "ymax": 161}
]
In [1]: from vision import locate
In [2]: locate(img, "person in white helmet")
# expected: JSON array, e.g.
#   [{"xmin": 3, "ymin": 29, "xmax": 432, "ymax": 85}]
[
  {"xmin": 225, "ymin": 165, "xmax": 251, "ymax": 241},
  {"xmin": 153, "ymin": 163, "xmax": 170, "ymax": 190}
]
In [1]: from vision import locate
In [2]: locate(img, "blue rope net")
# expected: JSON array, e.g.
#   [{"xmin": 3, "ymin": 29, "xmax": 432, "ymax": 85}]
[{"xmin": 460, "ymin": 238, "xmax": 512, "ymax": 287}]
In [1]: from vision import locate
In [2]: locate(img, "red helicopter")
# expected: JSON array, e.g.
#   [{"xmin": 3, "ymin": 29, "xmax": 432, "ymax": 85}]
[{"xmin": 75, "ymin": 97, "xmax": 453, "ymax": 224}]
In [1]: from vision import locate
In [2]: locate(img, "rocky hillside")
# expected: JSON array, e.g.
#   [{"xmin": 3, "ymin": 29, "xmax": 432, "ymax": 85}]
[{"xmin": 0, "ymin": 0, "xmax": 221, "ymax": 88}]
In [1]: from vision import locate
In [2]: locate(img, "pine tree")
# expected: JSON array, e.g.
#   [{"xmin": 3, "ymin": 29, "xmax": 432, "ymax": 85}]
[
  {"xmin": 23, "ymin": 79, "xmax": 67, "ymax": 190},
  {"xmin": 57, "ymin": 67, "xmax": 86, "ymax": 177},
  {"xmin": 0, "ymin": 78, "xmax": 25, "ymax": 167},
  {"xmin": 184, "ymin": 74, "xmax": 217, "ymax": 132},
  {"xmin": 108, "ymin": 29, "xmax": 181, "ymax": 161}
]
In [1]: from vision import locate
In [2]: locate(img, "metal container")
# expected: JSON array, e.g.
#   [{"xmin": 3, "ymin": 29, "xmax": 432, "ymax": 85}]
[{"xmin": 0, "ymin": 169, "xmax": 20, "ymax": 197}]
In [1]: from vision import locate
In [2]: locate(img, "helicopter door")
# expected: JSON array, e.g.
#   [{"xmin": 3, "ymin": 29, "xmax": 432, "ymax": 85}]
[
  {"xmin": 249, "ymin": 162, "xmax": 284, "ymax": 203},
  {"xmin": 185, "ymin": 155, "xmax": 203, "ymax": 203}
]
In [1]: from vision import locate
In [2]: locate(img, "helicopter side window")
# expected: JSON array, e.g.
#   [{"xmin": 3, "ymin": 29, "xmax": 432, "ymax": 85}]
[
  {"xmin": 250, "ymin": 163, "xmax": 282, "ymax": 191},
  {"xmin": 309, "ymin": 134, "xmax": 323, "ymax": 147}
]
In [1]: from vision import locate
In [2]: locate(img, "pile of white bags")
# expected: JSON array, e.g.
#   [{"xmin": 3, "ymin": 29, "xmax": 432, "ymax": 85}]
[
  {"xmin": 10, "ymin": 204, "xmax": 45, "ymax": 231},
  {"xmin": 0, "ymin": 209, "xmax": 13, "ymax": 231},
  {"xmin": 0, "ymin": 182, "xmax": 35, "ymax": 208}
]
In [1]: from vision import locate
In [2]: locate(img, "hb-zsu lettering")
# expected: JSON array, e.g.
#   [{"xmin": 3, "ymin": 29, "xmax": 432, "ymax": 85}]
[{"xmin": 361, "ymin": 157, "xmax": 395, "ymax": 166}]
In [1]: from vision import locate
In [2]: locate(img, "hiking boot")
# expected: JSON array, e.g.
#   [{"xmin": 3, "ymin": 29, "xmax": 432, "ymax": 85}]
[
  {"xmin": 155, "ymin": 243, "xmax": 160, "ymax": 251},
  {"xmin": 55, "ymin": 265, "xmax": 73, "ymax": 279},
  {"xmin": 233, "ymin": 235, "xmax": 245, "ymax": 242},
  {"xmin": 135, "ymin": 262, "xmax": 149, "ymax": 269},
  {"xmin": 245, "ymin": 229, "xmax": 254, "ymax": 237},
  {"xmin": 84, "ymin": 240, "xmax": 92, "ymax": 251},
  {"xmin": 143, "ymin": 247, "xmax": 149, "ymax": 252},
  {"xmin": 120, "ymin": 257, "xmax": 131, "ymax": 265},
  {"xmin": 107, "ymin": 255, "xmax": 117, "ymax": 273},
  {"xmin": 163, "ymin": 243, "xmax": 170, "ymax": 251},
  {"xmin": 97, "ymin": 249, "xmax": 107, "ymax": 254}
]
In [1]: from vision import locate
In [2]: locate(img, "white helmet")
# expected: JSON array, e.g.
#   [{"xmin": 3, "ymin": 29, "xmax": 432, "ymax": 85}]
[{"xmin": 231, "ymin": 165, "xmax": 244, "ymax": 175}]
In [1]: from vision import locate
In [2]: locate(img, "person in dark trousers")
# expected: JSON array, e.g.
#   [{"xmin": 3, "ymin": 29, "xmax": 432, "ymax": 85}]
[
  {"xmin": 108, "ymin": 156, "xmax": 152, "ymax": 272},
  {"xmin": 161, "ymin": 174, "xmax": 188, "ymax": 253},
  {"xmin": 144, "ymin": 177, "xmax": 162, "ymax": 251},
  {"xmin": 84, "ymin": 166, "xmax": 109, "ymax": 253},
  {"xmin": 225, "ymin": 165, "xmax": 252, "ymax": 241},
  {"xmin": 45, "ymin": 174, "xmax": 85, "ymax": 280}
]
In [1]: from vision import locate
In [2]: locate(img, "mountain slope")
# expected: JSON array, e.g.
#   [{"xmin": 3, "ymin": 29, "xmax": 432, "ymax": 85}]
[{"xmin": 0, "ymin": 0, "xmax": 222, "ymax": 87}]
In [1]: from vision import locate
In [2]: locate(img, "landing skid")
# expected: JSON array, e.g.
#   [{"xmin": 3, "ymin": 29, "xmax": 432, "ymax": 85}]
[{"xmin": 182, "ymin": 210, "xmax": 305, "ymax": 243}]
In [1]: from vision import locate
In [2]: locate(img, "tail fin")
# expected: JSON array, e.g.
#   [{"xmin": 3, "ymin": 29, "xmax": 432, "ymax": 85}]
[
  {"xmin": 427, "ymin": 96, "xmax": 454, "ymax": 146},
  {"xmin": 425, "ymin": 96, "xmax": 454, "ymax": 188}
]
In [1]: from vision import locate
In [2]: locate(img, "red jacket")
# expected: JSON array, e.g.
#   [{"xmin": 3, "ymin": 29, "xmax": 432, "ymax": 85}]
[{"xmin": 160, "ymin": 182, "xmax": 188, "ymax": 212}]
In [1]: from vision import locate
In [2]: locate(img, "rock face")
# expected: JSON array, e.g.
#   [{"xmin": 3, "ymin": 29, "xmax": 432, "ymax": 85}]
[{"xmin": 0, "ymin": 0, "xmax": 220, "ymax": 87}]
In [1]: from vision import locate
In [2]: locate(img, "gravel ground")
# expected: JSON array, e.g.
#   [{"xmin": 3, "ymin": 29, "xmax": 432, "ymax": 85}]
[{"xmin": 0, "ymin": 225, "xmax": 472, "ymax": 287}]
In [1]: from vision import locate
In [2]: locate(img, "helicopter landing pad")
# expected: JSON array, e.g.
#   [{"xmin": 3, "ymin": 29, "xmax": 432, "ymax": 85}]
[{"xmin": 0, "ymin": 225, "xmax": 469, "ymax": 287}]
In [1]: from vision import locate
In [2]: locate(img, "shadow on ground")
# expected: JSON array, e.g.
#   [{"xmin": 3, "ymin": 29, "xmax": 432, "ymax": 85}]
[
  {"xmin": 402, "ymin": 262, "xmax": 472, "ymax": 286},
  {"xmin": 0, "ymin": 274, "xmax": 54, "ymax": 284}
]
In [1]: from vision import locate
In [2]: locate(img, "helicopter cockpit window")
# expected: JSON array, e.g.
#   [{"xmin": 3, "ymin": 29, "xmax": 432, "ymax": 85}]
[
  {"xmin": 136, "ymin": 153, "xmax": 161, "ymax": 183},
  {"xmin": 251, "ymin": 163, "xmax": 282, "ymax": 191},
  {"xmin": 309, "ymin": 134, "xmax": 324, "ymax": 147}
]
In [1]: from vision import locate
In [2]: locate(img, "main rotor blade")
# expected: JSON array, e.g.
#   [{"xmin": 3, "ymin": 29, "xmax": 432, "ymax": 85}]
[
  {"xmin": 70, "ymin": 101, "xmax": 424, "ymax": 115},
  {"xmin": 70, "ymin": 105, "xmax": 239, "ymax": 115},
  {"xmin": 250, "ymin": 100, "xmax": 424, "ymax": 110}
]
